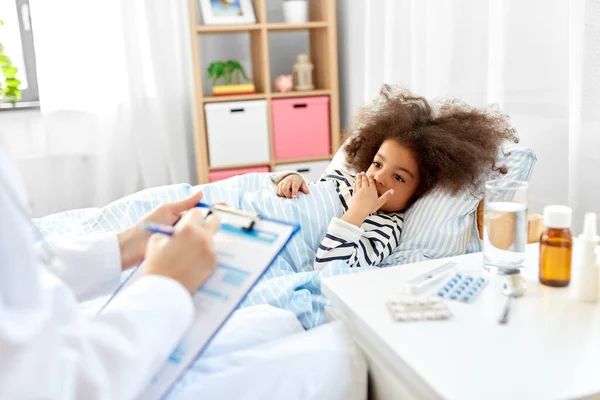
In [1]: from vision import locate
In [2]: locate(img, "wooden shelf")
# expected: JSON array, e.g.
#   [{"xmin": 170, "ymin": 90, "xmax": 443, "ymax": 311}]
[
  {"xmin": 188, "ymin": 0, "xmax": 340, "ymax": 183},
  {"xmin": 274, "ymin": 155, "xmax": 332, "ymax": 165},
  {"xmin": 210, "ymin": 156, "xmax": 333, "ymax": 171},
  {"xmin": 203, "ymin": 93, "xmax": 268, "ymax": 103},
  {"xmin": 270, "ymin": 89, "xmax": 330, "ymax": 99},
  {"xmin": 266, "ymin": 22, "xmax": 328, "ymax": 31},
  {"xmin": 197, "ymin": 24, "xmax": 262, "ymax": 34},
  {"xmin": 209, "ymin": 162, "xmax": 270, "ymax": 171},
  {"xmin": 196, "ymin": 21, "xmax": 328, "ymax": 34},
  {"xmin": 203, "ymin": 90, "xmax": 330, "ymax": 103}
]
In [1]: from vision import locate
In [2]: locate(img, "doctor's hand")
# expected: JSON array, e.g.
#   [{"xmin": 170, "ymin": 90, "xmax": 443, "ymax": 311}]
[
  {"xmin": 117, "ymin": 191, "xmax": 204, "ymax": 271},
  {"xmin": 143, "ymin": 209, "xmax": 221, "ymax": 294}
]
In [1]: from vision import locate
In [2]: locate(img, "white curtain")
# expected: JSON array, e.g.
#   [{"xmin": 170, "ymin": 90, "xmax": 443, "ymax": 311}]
[
  {"xmin": 24, "ymin": 0, "xmax": 194, "ymax": 215},
  {"xmin": 338, "ymin": 0, "xmax": 599, "ymax": 231}
]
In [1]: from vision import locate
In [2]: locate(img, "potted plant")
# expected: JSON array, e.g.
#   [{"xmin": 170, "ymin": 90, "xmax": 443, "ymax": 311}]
[
  {"xmin": 0, "ymin": 19, "xmax": 21, "ymax": 104},
  {"xmin": 207, "ymin": 60, "xmax": 255, "ymax": 96}
]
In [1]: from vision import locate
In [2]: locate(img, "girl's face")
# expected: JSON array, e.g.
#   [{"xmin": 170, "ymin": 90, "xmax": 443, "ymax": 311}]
[{"xmin": 365, "ymin": 139, "xmax": 420, "ymax": 212}]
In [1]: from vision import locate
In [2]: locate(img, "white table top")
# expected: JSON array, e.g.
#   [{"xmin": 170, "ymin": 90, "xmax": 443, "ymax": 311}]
[{"xmin": 322, "ymin": 244, "xmax": 600, "ymax": 400}]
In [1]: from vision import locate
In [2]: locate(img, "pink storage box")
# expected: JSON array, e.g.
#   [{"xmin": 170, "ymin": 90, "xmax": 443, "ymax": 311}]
[
  {"xmin": 208, "ymin": 166, "xmax": 270, "ymax": 182},
  {"xmin": 271, "ymin": 96, "xmax": 330, "ymax": 160}
]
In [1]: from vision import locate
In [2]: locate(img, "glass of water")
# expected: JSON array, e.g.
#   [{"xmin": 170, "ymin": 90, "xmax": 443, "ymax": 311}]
[{"xmin": 483, "ymin": 180, "xmax": 528, "ymax": 274}]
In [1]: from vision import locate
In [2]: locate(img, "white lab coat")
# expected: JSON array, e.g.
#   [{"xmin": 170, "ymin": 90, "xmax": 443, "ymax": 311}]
[
  {"xmin": 0, "ymin": 148, "xmax": 194, "ymax": 399},
  {"xmin": 0, "ymin": 145, "xmax": 368, "ymax": 400}
]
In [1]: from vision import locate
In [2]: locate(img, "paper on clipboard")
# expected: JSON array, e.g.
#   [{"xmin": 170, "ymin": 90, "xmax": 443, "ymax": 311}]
[{"xmin": 101, "ymin": 209, "xmax": 299, "ymax": 400}]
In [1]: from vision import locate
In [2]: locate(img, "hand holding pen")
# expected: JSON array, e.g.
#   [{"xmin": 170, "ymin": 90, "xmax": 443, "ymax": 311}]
[
  {"xmin": 117, "ymin": 191, "xmax": 205, "ymax": 271},
  {"xmin": 142, "ymin": 207, "xmax": 221, "ymax": 294}
]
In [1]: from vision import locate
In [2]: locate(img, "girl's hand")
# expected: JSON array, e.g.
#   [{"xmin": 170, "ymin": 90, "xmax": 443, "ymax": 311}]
[
  {"xmin": 276, "ymin": 174, "xmax": 310, "ymax": 199},
  {"xmin": 343, "ymin": 172, "xmax": 394, "ymax": 227}
]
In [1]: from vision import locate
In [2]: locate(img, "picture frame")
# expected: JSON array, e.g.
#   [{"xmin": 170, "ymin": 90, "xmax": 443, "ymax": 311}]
[{"xmin": 199, "ymin": 0, "xmax": 256, "ymax": 25}]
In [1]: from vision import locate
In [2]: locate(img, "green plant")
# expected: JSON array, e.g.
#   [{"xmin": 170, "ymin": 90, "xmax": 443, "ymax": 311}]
[
  {"xmin": 207, "ymin": 60, "xmax": 250, "ymax": 86},
  {"xmin": 0, "ymin": 19, "xmax": 21, "ymax": 104}
]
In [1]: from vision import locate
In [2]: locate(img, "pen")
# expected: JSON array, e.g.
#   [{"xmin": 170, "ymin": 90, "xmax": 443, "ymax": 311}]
[{"xmin": 138, "ymin": 222, "xmax": 175, "ymax": 236}]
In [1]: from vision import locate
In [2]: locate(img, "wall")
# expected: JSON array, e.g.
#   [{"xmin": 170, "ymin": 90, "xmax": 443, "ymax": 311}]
[{"xmin": 336, "ymin": 0, "xmax": 366, "ymax": 129}]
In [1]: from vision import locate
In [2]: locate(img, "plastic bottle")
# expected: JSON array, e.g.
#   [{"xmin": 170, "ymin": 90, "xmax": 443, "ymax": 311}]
[
  {"xmin": 539, "ymin": 205, "xmax": 573, "ymax": 287},
  {"xmin": 570, "ymin": 213, "xmax": 599, "ymax": 302}
]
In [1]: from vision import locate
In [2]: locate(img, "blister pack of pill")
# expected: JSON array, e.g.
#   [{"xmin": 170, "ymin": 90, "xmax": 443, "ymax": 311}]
[
  {"xmin": 386, "ymin": 295, "xmax": 452, "ymax": 322},
  {"xmin": 436, "ymin": 273, "xmax": 487, "ymax": 303}
]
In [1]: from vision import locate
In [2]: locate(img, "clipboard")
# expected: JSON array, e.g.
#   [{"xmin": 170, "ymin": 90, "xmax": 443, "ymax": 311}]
[{"xmin": 100, "ymin": 204, "xmax": 299, "ymax": 400}]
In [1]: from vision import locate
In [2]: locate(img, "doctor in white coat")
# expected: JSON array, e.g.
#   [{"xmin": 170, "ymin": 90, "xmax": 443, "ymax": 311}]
[{"xmin": 0, "ymin": 144, "xmax": 367, "ymax": 400}]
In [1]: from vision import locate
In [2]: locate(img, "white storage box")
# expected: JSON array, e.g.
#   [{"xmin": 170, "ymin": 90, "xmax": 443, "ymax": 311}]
[
  {"xmin": 274, "ymin": 160, "xmax": 331, "ymax": 182},
  {"xmin": 205, "ymin": 100, "xmax": 270, "ymax": 168}
]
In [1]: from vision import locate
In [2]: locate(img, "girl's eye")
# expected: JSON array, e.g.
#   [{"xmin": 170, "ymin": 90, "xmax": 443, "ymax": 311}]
[
  {"xmin": 394, "ymin": 174, "xmax": 405, "ymax": 183},
  {"xmin": 373, "ymin": 161, "xmax": 381, "ymax": 168}
]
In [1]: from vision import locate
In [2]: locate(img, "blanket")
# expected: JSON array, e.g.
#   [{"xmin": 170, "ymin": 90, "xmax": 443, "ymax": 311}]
[{"xmin": 35, "ymin": 173, "xmax": 375, "ymax": 329}]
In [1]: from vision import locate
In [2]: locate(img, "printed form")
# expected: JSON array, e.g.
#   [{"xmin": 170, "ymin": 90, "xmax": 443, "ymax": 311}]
[{"xmin": 105, "ymin": 216, "xmax": 298, "ymax": 400}]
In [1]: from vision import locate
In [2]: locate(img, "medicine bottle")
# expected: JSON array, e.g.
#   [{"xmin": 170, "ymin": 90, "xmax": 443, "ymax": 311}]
[{"xmin": 539, "ymin": 205, "xmax": 573, "ymax": 287}]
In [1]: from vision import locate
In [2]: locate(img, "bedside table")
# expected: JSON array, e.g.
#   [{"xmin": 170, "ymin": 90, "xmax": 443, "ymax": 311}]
[{"xmin": 322, "ymin": 244, "xmax": 600, "ymax": 400}]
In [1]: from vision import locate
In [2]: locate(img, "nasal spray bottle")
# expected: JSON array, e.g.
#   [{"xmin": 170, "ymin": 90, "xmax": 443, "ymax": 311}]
[{"xmin": 570, "ymin": 213, "xmax": 599, "ymax": 303}]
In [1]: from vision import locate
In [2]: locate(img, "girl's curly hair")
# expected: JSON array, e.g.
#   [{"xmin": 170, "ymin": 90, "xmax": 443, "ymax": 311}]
[{"xmin": 344, "ymin": 84, "xmax": 519, "ymax": 199}]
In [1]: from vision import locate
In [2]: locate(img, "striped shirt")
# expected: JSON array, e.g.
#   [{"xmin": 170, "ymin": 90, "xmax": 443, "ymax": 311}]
[{"xmin": 271, "ymin": 169, "xmax": 404, "ymax": 271}]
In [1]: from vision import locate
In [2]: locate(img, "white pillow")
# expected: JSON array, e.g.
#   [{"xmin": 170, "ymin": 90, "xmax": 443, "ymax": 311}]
[{"xmin": 326, "ymin": 145, "xmax": 537, "ymax": 265}]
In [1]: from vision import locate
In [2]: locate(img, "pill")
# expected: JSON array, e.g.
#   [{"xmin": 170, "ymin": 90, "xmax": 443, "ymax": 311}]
[
  {"xmin": 409, "ymin": 311, "xmax": 421, "ymax": 320},
  {"xmin": 396, "ymin": 312, "xmax": 408, "ymax": 321},
  {"xmin": 450, "ymin": 293, "xmax": 459, "ymax": 300}
]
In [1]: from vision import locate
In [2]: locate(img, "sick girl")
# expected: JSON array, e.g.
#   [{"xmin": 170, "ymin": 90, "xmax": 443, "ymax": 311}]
[{"xmin": 273, "ymin": 85, "xmax": 518, "ymax": 270}]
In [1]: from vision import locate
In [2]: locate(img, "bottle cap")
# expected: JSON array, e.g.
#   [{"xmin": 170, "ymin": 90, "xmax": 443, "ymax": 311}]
[{"xmin": 543, "ymin": 205, "xmax": 572, "ymax": 228}]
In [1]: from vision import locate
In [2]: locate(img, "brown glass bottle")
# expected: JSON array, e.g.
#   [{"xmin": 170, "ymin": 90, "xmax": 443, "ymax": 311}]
[{"xmin": 539, "ymin": 206, "xmax": 573, "ymax": 287}]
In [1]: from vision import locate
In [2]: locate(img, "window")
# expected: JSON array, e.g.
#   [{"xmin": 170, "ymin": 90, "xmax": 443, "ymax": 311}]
[{"xmin": 0, "ymin": 0, "xmax": 38, "ymax": 107}]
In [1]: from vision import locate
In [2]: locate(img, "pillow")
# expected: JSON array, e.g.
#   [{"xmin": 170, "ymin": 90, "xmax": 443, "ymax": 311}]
[{"xmin": 326, "ymin": 145, "xmax": 537, "ymax": 265}]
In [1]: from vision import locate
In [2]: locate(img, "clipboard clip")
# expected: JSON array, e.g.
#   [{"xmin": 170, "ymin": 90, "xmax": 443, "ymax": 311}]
[{"xmin": 203, "ymin": 203, "xmax": 259, "ymax": 232}]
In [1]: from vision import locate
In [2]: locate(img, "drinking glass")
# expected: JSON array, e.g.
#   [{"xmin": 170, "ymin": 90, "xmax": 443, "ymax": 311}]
[{"xmin": 483, "ymin": 180, "xmax": 529, "ymax": 274}]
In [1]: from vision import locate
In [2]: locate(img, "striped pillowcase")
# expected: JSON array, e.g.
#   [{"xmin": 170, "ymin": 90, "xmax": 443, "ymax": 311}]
[{"xmin": 380, "ymin": 147, "xmax": 537, "ymax": 266}]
